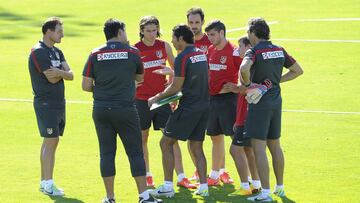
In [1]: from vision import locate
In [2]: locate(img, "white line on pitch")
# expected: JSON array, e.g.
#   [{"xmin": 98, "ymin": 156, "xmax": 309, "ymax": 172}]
[
  {"xmin": 298, "ymin": 18, "xmax": 360, "ymax": 22},
  {"xmin": 227, "ymin": 21, "xmax": 279, "ymax": 33},
  {"xmin": 1, "ymin": 97, "xmax": 359, "ymax": 115},
  {"xmin": 227, "ymin": 38, "xmax": 360, "ymax": 43}
]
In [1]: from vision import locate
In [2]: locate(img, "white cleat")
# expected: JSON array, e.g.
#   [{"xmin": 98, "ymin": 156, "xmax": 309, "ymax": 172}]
[{"xmin": 149, "ymin": 185, "xmax": 175, "ymax": 198}]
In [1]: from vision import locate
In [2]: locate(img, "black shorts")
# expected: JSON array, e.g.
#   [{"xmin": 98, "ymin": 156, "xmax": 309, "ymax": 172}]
[
  {"xmin": 34, "ymin": 106, "xmax": 65, "ymax": 137},
  {"xmin": 207, "ymin": 93, "xmax": 237, "ymax": 136},
  {"xmin": 231, "ymin": 126, "xmax": 251, "ymax": 147},
  {"xmin": 164, "ymin": 107, "xmax": 208, "ymax": 141},
  {"xmin": 92, "ymin": 106, "xmax": 143, "ymax": 155},
  {"xmin": 245, "ymin": 107, "xmax": 282, "ymax": 140},
  {"xmin": 135, "ymin": 99, "xmax": 171, "ymax": 131}
]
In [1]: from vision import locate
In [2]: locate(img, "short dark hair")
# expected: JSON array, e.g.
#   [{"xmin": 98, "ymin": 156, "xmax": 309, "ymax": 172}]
[
  {"xmin": 186, "ymin": 7, "xmax": 205, "ymax": 21},
  {"xmin": 42, "ymin": 17, "xmax": 63, "ymax": 35},
  {"xmin": 139, "ymin": 16, "xmax": 161, "ymax": 40},
  {"xmin": 172, "ymin": 24, "xmax": 194, "ymax": 44},
  {"xmin": 205, "ymin": 20, "xmax": 226, "ymax": 37},
  {"xmin": 103, "ymin": 18, "xmax": 125, "ymax": 41},
  {"xmin": 238, "ymin": 36, "xmax": 251, "ymax": 46},
  {"xmin": 248, "ymin": 18, "xmax": 270, "ymax": 40}
]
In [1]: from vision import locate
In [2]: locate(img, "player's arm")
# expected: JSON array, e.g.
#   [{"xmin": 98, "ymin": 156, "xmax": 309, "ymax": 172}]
[
  {"xmin": 239, "ymin": 57, "xmax": 253, "ymax": 86},
  {"xmin": 82, "ymin": 53, "xmax": 95, "ymax": 92},
  {"xmin": 280, "ymin": 62, "xmax": 303, "ymax": 83},
  {"xmin": 148, "ymin": 76, "xmax": 184, "ymax": 107},
  {"xmin": 43, "ymin": 69, "xmax": 62, "ymax": 84},
  {"xmin": 82, "ymin": 76, "xmax": 94, "ymax": 92},
  {"xmin": 43, "ymin": 62, "xmax": 73, "ymax": 82}
]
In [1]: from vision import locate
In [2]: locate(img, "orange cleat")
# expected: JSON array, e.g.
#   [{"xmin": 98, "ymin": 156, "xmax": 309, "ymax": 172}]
[
  {"xmin": 220, "ymin": 172, "xmax": 234, "ymax": 184},
  {"xmin": 207, "ymin": 177, "xmax": 221, "ymax": 186},
  {"xmin": 177, "ymin": 178, "xmax": 197, "ymax": 189}
]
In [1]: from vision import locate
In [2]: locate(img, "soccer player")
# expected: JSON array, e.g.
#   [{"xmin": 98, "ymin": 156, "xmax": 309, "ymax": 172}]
[
  {"xmin": 134, "ymin": 15, "xmax": 195, "ymax": 189},
  {"xmin": 223, "ymin": 37, "xmax": 262, "ymax": 195},
  {"xmin": 240, "ymin": 18, "xmax": 303, "ymax": 201},
  {"xmin": 187, "ymin": 7, "xmax": 212, "ymax": 53},
  {"xmin": 28, "ymin": 17, "xmax": 73, "ymax": 196},
  {"xmin": 186, "ymin": 7, "xmax": 212, "ymax": 182},
  {"xmin": 205, "ymin": 20, "xmax": 240, "ymax": 186},
  {"xmin": 148, "ymin": 24, "xmax": 209, "ymax": 197},
  {"xmin": 82, "ymin": 18, "xmax": 161, "ymax": 203}
]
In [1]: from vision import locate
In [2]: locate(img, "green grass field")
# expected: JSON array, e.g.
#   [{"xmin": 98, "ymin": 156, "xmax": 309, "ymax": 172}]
[{"xmin": 1, "ymin": 0, "xmax": 360, "ymax": 202}]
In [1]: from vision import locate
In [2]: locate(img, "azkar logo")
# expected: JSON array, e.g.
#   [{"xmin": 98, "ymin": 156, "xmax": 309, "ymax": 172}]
[
  {"xmin": 97, "ymin": 52, "xmax": 128, "ymax": 61},
  {"xmin": 220, "ymin": 56, "xmax": 227, "ymax": 64},
  {"xmin": 200, "ymin": 46, "xmax": 208, "ymax": 52},
  {"xmin": 156, "ymin": 50, "xmax": 163, "ymax": 58}
]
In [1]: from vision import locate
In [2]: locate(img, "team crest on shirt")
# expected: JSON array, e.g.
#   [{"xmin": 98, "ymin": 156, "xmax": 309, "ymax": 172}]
[
  {"xmin": 110, "ymin": 44, "xmax": 116, "ymax": 49},
  {"xmin": 156, "ymin": 50, "xmax": 163, "ymax": 58},
  {"xmin": 200, "ymin": 46, "xmax": 208, "ymax": 52},
  {"xmin": 47, "ymin": 128, "xmax": 53, "ymax": 135},
  {"xmin": 220, "ymin": 56, "xmax": 227, "ymax": 64}
]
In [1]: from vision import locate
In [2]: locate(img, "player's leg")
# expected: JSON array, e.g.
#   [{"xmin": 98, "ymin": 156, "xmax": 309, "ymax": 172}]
[
  {"xmin": 246, "ymin": 107, "xmax": 272, "ymax": 202},
  {"xmin": 244, "ymin": 146, "xmax": 261, "ymax": 193},
  {"xmin": 230, "ymin": 126, "xmax": 251, "ymax": 195},
  {"xmin": 267, "ymin": 108, "xmax": 285, "ymax": 197},
  {"xmin": 188, "ymin": 110, "xmax": 209, "ymax": 196},
  {"xmin": 36, "ymin": 107, "xmax": 64, "ymax": 196},
  {"xmin": 217, "ymin": 93, "xmax": 237, "ymax": 184},
  {"xmin": 93, "ymin": 107, "xmax": 117, "ymax": 200}
]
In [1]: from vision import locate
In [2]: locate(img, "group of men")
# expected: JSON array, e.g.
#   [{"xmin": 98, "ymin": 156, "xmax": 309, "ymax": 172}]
[{"xmin": 28, "ymin": 7, "xmax": 303, "ymax": 203}]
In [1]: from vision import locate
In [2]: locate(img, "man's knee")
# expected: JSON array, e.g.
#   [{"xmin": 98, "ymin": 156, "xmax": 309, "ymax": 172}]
[
  {"xmin": 128, "ymin": 153, "xmax": 146, "ymax": 177},
  {"xmin": 160, "ymin": 136, "xmax": 176, "ymax": 149},
  {"xmin": 189, "ymin": 141, "xmax": 203, "ymax": 158},
  {"xmin": 100, "ymin": 151, "xmax": 116, "ymax": 177}
]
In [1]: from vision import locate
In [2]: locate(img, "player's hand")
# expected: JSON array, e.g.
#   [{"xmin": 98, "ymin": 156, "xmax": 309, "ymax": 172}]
[
  {"xmin": 170, "ymin": 101, "xmax": 178, "ymax": 111},
  {"xmin": 148, "ymin": 95, "xmax": 160, "ymax": 107},
  {"xmin": 44, "ymin": 66, "xmax": 62, "ymax": 78},
  {"xmin": 152, "ymin": 65, "xmax": 174, "ymax": 75},
  {"xmin": 245, "ymin": 80, "xmax": 272, "ymax": 104}
]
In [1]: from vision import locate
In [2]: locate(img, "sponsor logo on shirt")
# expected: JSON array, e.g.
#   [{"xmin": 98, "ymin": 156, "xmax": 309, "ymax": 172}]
[
  {"xmin": 189, "ymin": 54, "xmax": 207, "ymax": 63},
  {"xmin": 143, "ymin": 59, "xmax": 166, "ymax": 69},
  {"xmin": 220, "ymin": 56, "xmax": 227, "ymax": 64},
  {"xmin": 262, "ymin": 51, "xmax": 284, "ymax": 59},
  {"xmin": 97, "ymin": 52, "xmax": 128, "ymax": 61},
  {"xmin": 156, "ymin": 50, "xmax": 163, "ymax": 58},
  {"xmin": 209, "ymin": 63, "xmax": 227, "ymax": 71}
]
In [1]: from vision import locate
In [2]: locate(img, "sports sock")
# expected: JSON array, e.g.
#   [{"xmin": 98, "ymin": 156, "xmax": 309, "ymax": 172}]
[
  {"xmin": 209, "ymin": 170, "xmax": 219, "ymax": 179},
  {"xmin": 139, "ymin": 190, "xmax": 150, "ymax": 200},
  {"xmin": 252, "ymin": 180, "xmax": 261, "ymax": 189},
  {"xmin": 241, "ymin": 182, "xmax": 250, "ymax": 190},
  {"xmin": 164, "ymin": 181, "xmax": 173, "ymax": 190},
  {"xmin": 146, "ymin": 172, "xmax": 152, "ymax": 177},
  {"xmin": 177, "ymin": 173, "xmax": 185, "ymax": 182}
]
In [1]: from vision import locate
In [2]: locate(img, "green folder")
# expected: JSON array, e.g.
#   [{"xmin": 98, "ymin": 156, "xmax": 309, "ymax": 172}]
[{"xmin": 150, "ymin": 92, "xmax": 183, "ymax": 110}]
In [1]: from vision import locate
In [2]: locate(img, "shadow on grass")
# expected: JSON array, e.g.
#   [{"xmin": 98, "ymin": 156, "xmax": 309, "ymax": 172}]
[
  {"xmin": 49, "ymin": 195, "xmax": 85, "ymax": 203},
  {"xmin": 279, "ymin": 196, "xmax": 296, "ymax": 203}
]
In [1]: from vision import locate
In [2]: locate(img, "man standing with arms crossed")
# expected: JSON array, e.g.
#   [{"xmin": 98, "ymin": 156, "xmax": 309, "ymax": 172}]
[
  {"xmin": 82, "ymin": 18, "xmax": 161, "ymax": 203},
  {"xmin": 240, "ymin": 18, "xmax": 303, "ymax": 202},
  {"xmin": 134, "ymin": 16, "xmax": 195, "ymax": 189},
  {"xmin": 28, "ymin": 17, "xmax": 73, "ymax": 196},
  {"xmin": 149, "ymin": 24, "xmax": 210, "ymax": 197},
  {"xmin": 205, "ymin": 20, "xmax": 240, "ymax": 186}
]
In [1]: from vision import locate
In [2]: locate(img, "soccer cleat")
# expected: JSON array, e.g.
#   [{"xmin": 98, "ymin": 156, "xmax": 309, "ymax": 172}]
[
  {"xmin": 102, "ymin": 197, "xmax": 116, "ymax": 203},
  {"xmin": 139, "ymin": 194, "xmax": 163, "ymax": 203},
  {"xmin": 189, "ymin": 171, "xmax": 199, "ymax": 182},
  {"xmin": 150, "ymin": 185, "xmax": 175, "ymax": 198},
  {"xmin": 177, "ymin": 178, "xmax": 197, "ymax": 189},
  {"xmin": 146, "ymin": 176, "xmax": 155, "ymax": 187},
  {"xmin": 194, "ymin": 189, "xmax": 209, "ymax": 197},
  {"xmin": 220, "ymin": 172, "xmax": 234, "ymax": 184},
  {"xmin": 39, "ymin": 183, "xmax": 44, "ymax": 192},
  {"xmin": 207, "ymin": 177, "xmax": 221, "ymax": 186},
  {"xmin": 238, "ymin": 187, "xmax": 252, "ymax": 196},
  {"xmin": 43, "ymin": 183, "xmax": 65, "ymax": 196},
  {"xmin": 247, "ymin": 193, "xmax": 272, "ymax": 202},
  {"xmin": 250, "ymin": 183, "xmax": 261, "ymax": 194},
  {"xmin": 273, "ymin": 187, "xmax": 285, "ymax": 197}
]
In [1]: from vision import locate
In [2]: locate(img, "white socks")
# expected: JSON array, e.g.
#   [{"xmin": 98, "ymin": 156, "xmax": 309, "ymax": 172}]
[
  {"xmin": 219, "ymin": 168, "xmax": 225, "ymax": 175},
  {"xmin": 146, "ymin": 172, "xmax": 152, "ymax": 177},
  {"xmin": 199, "ymin": 183, "xmax": 208, "ymax": 191},
  {"xmin": 177, "ymin": 173, "xmax": 186, "ymax": 182},
  {"xmin": 164, "ymin": 181, "xmax": 173, "ymax": 191},
  {"xmin": 241, "ymin": 182, "xmax": 250, "ymax": 190},
  {"xmin": 252, "ymin": 180, "xmax": 262, "ymax": 189},
  {"xmin": 209, "ymin": 170, "xmax": 219, "ymax": 179}
]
